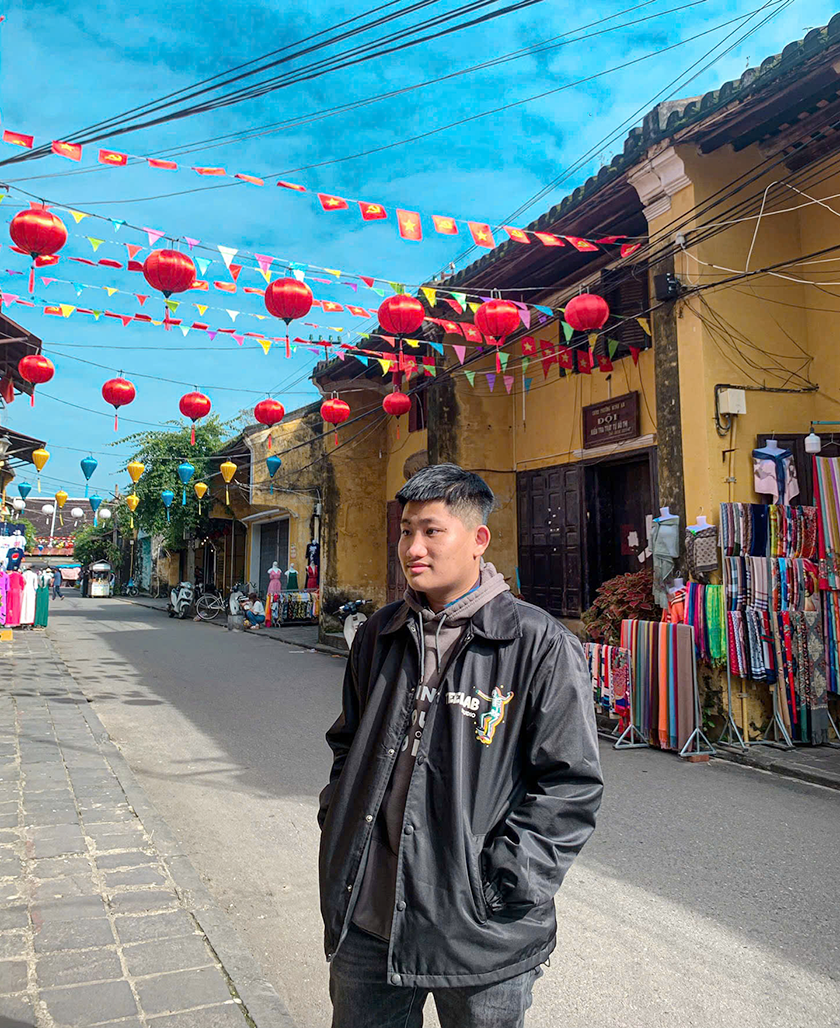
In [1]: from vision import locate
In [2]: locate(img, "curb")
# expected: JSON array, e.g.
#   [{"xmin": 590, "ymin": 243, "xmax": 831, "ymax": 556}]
[
  {"xmin": 595, "ymin": 713, "xmax": 840, "ymax": 792},
  {"xmin": 120, "ymin": 597, "xmax": 348, "ymax": 658},
  {"xmin": 48, "ymin": 630, "xmax": 299, "ymax": 1028}
]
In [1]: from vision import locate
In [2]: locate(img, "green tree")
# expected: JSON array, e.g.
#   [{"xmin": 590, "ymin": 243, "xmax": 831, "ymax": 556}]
[
  {"xmin": 19, "ymin": 517, "xmax": 36, "ymax": 553},
  {"xmin": 73, "ymin": 524, "xmax": 122, "ymax": 569},
  {"xmin": 114, "ymin": 416, "xmax": 232, "ymax": 549}
]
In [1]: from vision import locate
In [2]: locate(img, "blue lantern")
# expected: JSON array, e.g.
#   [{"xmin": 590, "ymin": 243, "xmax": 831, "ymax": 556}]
[
  {"xmin": 266, "ymin": 455, "xmax": 281, "ymax": 496},
  {"xmin": 89, "ymin": 493, "xmax": 102, "ymax": 527},
  {"xmin": 177, "ymin": 462, "xmax": 195, "ymax": 505},
  {"xmin": 80, "ymin": 455, "xmax": 98, "ymax": 497},
  {"xmin": 17, "ymin": 482, "xmax": 32, "ymax": 501},
  {"xmin": 161, "ymin": 489, "xmax": 174, "ymax": 523}
]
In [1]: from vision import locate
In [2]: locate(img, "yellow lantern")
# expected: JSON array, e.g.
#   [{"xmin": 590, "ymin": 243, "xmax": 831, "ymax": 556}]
[
  {"xmin": 55, "ymin": 489, "xmax": 68, "ymax": 527},
  {"xmin": 194, "ymin": 481, "xmax": 208, "ymax": 514},
  {"xmin": 31, "ymin": 447, "xmax": 49, "ymax": 493},
  {"xmin": 127, "ymin": 460, "xmax": 145, "ymax": 493},
  {"xmin": 125, "ymin": 492, "xmax": 140, "ymax": 528},
  {"xmin": 219, "ymin": 460, "xmax": 236, "ymax": 505}
]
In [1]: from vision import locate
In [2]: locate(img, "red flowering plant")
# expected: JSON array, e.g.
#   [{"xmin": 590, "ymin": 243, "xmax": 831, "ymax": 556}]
[{"xmin": 581, "ymin": 568, "xmax": 658, "ymax": 644}]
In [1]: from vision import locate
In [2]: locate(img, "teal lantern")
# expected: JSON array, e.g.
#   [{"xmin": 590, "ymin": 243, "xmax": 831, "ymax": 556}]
[
  {"xmin": 17, "ymin": 482, "xmax": 32, "ymax": 501},
  {"xmin": 161, "ymin": 488, "xmax": 174, "ymax": 523},
  {"xmin": 177, "ymin": 461, "xmax": 195, "ymax": 505},
  {"xmin": 80, "ymin": 455, "xmax": 98, "ymax": 497},
  {"xmin": 266, "ymin": 455, "xmax": 281, "ymax": 495},
  {"xmin": 89, "ymin": 493, "xmax": 102, "ymax": 527}
]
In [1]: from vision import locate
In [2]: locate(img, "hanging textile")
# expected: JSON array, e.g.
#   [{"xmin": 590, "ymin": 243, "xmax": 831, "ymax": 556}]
[
  {"xmin": 33, "ymin": 572, "xmax": 49, "ymax": 628},
  {"xmin": 685, "ymin": 525, "xmax": 718, "ymax": 581},
  {"xmin": 619, "ymin": 619, "xmax": 697, "ymax": 751},
  {"xmin": 814, "ymin": 456, "xmax": 840, "ymax": 589},
  {"xmin": 583, "ymin": 643, "xmax": 632, "ymax": 720},
  {"xmin": 753, "ymin": 449, "xmax": 800, "ymax": 505}
]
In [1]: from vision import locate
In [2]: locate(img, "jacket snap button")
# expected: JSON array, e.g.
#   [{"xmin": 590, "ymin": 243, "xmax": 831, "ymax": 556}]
[
  {"xmin": 391, "ymin": 973, "xmax": 402, "ymax": 985},
  {"xmin": 404, "ymin": 824, "xmax": 414, "ymax": 835},
  {"xmin": 396, "ymin": 900, "xmax": 406, "ymax": 911},
  {"xmin": 347, "ymin": 884, "xmax": 353, "ymax": 892},
  {"xmin": 417, "ymin": 755, "xmax": 425, "ymax": 766},
  {"xmin": 365, "ymin": 815, "xmax": 373, "ymax": 823},
  {"xmin": 388, "ymin": 748, "xmax": 395, "ymax": 755}
]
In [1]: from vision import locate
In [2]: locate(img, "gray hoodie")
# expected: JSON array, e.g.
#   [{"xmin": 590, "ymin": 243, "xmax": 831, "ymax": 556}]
[{"xmin": 352, "ymin": 561, "xmax": 510, "ymax": 940}]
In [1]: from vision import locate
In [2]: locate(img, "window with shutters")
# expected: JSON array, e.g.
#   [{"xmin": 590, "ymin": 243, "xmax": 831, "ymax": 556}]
[
  {"xmin": 409, "ymin": 386, "xmax": 427, "ymax": 432},
  {"xmin": 597, "ymin": 263, "xmax": 650, "ymax": 361}
]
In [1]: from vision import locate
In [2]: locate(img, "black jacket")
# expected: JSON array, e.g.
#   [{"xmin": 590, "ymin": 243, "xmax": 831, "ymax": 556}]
[{"xmin": 318, "ymin": 590, "xmax": 603, "ymax": 988}]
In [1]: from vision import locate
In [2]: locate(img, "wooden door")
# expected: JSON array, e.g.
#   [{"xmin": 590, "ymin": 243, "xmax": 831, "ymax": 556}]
[
  {"xmin": 516, "ymin": 465, "xmax": 582, "ymax": 618},
  {"xmin": 386, "ymin": 500, "xmax": 406, "ymax": 604}
]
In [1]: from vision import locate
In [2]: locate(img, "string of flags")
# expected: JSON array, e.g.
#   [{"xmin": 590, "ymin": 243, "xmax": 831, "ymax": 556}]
[{"xmin": 0, "ymin": 133, "xmax": 642, "ymax": 256}]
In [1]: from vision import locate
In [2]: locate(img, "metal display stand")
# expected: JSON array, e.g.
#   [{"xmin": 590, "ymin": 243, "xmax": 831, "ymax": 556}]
[{"xmin": 680, "ymin": 625, "xmax": 716, "ymax": 758}]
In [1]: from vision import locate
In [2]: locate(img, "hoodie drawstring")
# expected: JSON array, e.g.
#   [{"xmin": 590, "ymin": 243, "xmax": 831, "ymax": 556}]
[
  {"xmin": 434, "ymin": 614, "xmax": 448, "ymax": 674},
  {"xmin": 415, "ymin": 610, "xmax": 449, "ymax": 678}
]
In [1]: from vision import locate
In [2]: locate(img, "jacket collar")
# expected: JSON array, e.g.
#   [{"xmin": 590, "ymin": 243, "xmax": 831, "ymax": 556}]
[{"xmin": 380, "ymin": 588, "xmax": 521, "ymax": 641}]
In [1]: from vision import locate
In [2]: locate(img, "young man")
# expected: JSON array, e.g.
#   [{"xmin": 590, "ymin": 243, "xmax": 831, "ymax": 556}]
[
  {"xmin": 51, "ymin": 566, "xmax": 64, "ymax": 600},
  {"xmin": 319, "ymin": 464, "xmax": 603, "ymax": 1028},
  {"xmin": 241, "ymin": 592, "xmax": 265, "ymax": 629}
]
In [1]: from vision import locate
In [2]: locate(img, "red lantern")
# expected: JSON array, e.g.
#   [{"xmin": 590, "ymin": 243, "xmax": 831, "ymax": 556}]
[
  {"xmin": 179, "ymin": 391, "xmax": 211, "ymax": 446},
  {"xmin": 321, "ymin": 396, "xmax": 350, "ymax": 446},
  {"xmin": 564, "ymin": 294, "xmax": 610, "ymax": 349},
  {"xmin": 383, "ymin": 390, "xmax": 412, "ymax": 440},
  {"xmin": 265, "ymin": 279, "xmax": 313, "ymax": 359},
  {"xmin": 254, "ymin": 398, "xmax": 286, "ymax": 450},
  {"xmin": 18, "ymin": 354, "xmax": 55, "ymax": 407},
  {"xmin": 475, "ymin": 299, "xmax": 520, "ymax": 372},
  {"xmin": 10, "ymin": 208, "xmax": 67, "ymax": 292},
  {"xmin": 101, "ymin": 377, "xmax": 136, "ymax": 432},
  {"xmin": 142, "ymin": 250, "xmax": 196, "ymax": 298},
  {"xmin": 378, "ymin": 296, "xmax": 425, "ymax": 337}
]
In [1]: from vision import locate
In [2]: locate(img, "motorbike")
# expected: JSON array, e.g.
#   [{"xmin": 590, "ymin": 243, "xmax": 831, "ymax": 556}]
[
  {"xmin": 168, "ymin": 581, "xmax": 194, "ymax": 619},
  {"xmin": 228, "ymin": 583, "xmax": 248, "ymax": 617},
  {"xmin": 336, "ymin": 598, "xmax": 371, "ymax": 648},
  {"xmin": 123, "ymin": 576, "xmax": 138, "ymax": 597}
]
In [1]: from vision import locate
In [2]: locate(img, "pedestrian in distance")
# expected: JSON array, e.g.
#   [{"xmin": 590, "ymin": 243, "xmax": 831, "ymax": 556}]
[
  {"xmin": 50, "ymin": 566, "xmax": 64, "ymax": 600},
  {"xmin": 241, "ymin": 591, "xmax": 265, "ymax": 629},
  {"xmin": 318, "ymin": 463, "xmax": 603, "ymax": 1028}
]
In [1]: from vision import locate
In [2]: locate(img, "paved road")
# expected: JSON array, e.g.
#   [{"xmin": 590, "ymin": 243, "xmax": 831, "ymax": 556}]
[{"xmin": 47, "ymin": 597, "xmax": 840, "ymax": 1028}]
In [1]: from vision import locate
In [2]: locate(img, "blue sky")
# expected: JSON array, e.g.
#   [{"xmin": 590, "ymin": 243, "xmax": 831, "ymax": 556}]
[{"xmin": 0, "ymin": 0, "xmax": 831, "ymax": 498}]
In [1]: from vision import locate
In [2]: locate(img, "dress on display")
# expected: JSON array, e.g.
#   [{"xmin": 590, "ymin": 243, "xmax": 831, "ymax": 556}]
[
  {"xmin": 5, "ymin": 571, "xmax": 23, "ymax": 627},
  {"xmin": 267, "ymin": 567, "xmax": 284, "ymax": 595},
  {"xmin": 20, "ymin": 570, "xmax": 37, "ymax": 625},
  {"xmin": 34, "ymin": 573, "xmax": 49, "ymax": 627},
  {"xmin": 0, "ymin": 569, "xmax": 8, "ymax": 625},
  {"xmin": 285, "ymin": 567, "xmax": 299, "ymax": 590},
  {"xmin": 305, "ymin": 565, "xmax": 319, "ymax": 590}
]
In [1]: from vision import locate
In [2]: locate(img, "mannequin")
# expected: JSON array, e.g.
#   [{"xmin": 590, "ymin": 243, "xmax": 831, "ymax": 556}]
[
  {"xmin": 685, "ymin": 513, "xmax": 718, "ymax": 580},
  {"xmin": 650, "ymin": 508, "xmax": 680, "ymax": 607},
  {"xmin": 267, "ymin": 561, "xmax": 284, "ymax": 596},
  {"xmin": 285, "ymin": 564, "xmax": 299, "ymax": 591},
  {"xmin": 688, "ymin": 514, "xmax": 710, "ymax": 533},
  {"xmin": 654, "ymin": 507, "xmax": 673, "ymax": 521},
  {"xmin": 306, "ymin": 539, "xmax": 320, "ymax": 567},
  {"xmin": 753, "ymin": 439, "xmax": 799, "ymax": 504}
]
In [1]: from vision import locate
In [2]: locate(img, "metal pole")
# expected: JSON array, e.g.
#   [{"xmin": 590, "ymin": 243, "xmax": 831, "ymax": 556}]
[{"xmin": 48, "ymin": 502, "xmax": 57, "ymax": 547}]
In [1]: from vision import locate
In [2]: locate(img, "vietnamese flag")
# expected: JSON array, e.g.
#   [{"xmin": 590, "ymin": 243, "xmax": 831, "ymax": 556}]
[
  {"xmin": 621, "ymin": 242, "xmax": 643, "ymax": 258},
  {"xmin": 521, "ymin": 336, "xmax": 537, "ymax": 356},
  {"xmin": 468, "ymin": 222, "xmax": 495, "ymax": 249},
  {"xmin": 557, "ymin": 347, "xmax": 574, "ymax": 370},
  {"xmin": 51, "ymin": 140, "xmax": 82, "ymax": 161},
  {"xmin": 319, "ymin": 193, "xmax": 348, "ymax": 211},
  {"xmin": 148, "ymin": 158, "xmax": 178, "ymax": 170},
  {"xmin": 503, "ymin": 226, "xmax": 530, "ymax": 244},
  {"xmin": 99, "ymin": 149, "xmax": 128, "ymax": 166},
  {"xmin": 596, "ymin": 353, "xmax": 614, "ymax": 372},
  {"xmin": 534, "ymin": 232, "xmax": 565, "ymax": 247},
  {"xmin": 397, "ymin": 210, "xmax": 422, "ymax": 241},
  {"xmin": 564, "ymin": 235, "xmax": 599, "ymax": 252},
  {"xmin": 3, "ymin": 130, "xmax": 33, "ymax": 148},
  {"xmin": 235, "ymin": 173, "xmax": 264, "ymax": 186},
  {"xmin": 347, "ymin": 305, "xmax": 368, "ymax": 317},
  {"xmin": 322, "ymin": 301, "xmax": 345, "ymax": 313},
  {"xmin": 277, "ymin": 180, "xmax": 307, "ymax": 192},
  {"xmin": 432, "ymin": 215, "xmax": 458, "ymax": 236},
  {"xmin": 359, "ymin": 202, "xmax": 387, "ymax": 221},
  {"xmin": 462, "ymin": 323, "xmax": 483, "ymax": 344},
  {"xmin": 192, "ymin": 166, "xmax": 226, "ymax": 176},
  {"xmin": 577, "ymin": 349, "xmax": 593, "ymax": 375}
]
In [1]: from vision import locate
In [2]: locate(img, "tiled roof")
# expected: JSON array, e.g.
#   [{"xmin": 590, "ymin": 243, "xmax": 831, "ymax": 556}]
[{"xmin": 444, "ymin": 14, "xmax": 840, "ymax": 287}]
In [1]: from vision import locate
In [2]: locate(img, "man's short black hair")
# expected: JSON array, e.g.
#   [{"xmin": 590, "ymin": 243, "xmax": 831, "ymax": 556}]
[{"xmin": 396, "ymin": 463, "xmax": 494, "ymax": 526}]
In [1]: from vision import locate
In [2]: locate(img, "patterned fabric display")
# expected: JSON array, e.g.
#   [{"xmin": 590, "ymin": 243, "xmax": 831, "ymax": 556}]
[
  {"xmin": 583, "ymin": 643, "xmax": 632, "ymax": 720},
  {"xmin": 685, "ymin": 526, "xmax": 718, "ymax": 581}
]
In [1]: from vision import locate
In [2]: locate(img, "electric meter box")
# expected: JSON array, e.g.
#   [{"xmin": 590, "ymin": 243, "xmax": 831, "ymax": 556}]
[{"xmin": 718, "ymin": 388, "xmax": 747, "ymax": 415}]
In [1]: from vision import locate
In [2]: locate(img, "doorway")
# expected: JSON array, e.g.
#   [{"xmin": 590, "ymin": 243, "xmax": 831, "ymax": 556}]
[
  {"xmin": 257, "ymin": 519, "xmax": 290, "ymax": 594},
  {"xmin": 584, "ymin": 451, "xmax": 656, "ymax": 603},
  {"xmin": 386, "ymin": 500, "xmax": 406, "ymax": 604}
]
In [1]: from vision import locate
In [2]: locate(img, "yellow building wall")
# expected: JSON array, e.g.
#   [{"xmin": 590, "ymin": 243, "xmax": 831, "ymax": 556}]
[{"xmin": 669, "ymin": 143, "xmax": 840, "ymax": 521}]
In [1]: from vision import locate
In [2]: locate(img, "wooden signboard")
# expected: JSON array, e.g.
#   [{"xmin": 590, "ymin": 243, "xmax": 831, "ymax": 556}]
[{"xmin": 582, "ymin": 391, "xmax": 640, "ymax": 449}]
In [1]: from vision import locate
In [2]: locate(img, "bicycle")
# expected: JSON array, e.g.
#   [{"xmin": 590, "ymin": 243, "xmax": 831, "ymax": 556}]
[{"xmin": 195, "ymin": 591, "xmax": 227, "ymax": 621}]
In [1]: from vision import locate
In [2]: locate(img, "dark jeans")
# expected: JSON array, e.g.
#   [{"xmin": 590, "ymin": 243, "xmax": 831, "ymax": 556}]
[
  {"xmin": 244, "ymin": 611, "xmax": 265, "ymax": 626},
  {"xmin": 330, "ymin": 924, "xmax": 543, "ymax": 1028},
  {"xmin": 52, "ymin": 583, "xmax": 63, "ymax": 599}
]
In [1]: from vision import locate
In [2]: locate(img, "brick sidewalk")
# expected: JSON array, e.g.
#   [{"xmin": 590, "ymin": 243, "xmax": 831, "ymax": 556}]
[{"xmin": 0, "ymin": 630, "xmax": 294, "ymax": 1028}]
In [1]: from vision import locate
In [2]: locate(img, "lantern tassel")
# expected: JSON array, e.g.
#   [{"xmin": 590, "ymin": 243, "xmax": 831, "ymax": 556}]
[
  {"xmin": 198, "ymin": 500, "xmax": 202, "ymax": 515},
  {"xmin": 270, "ymin": 482, "xmax": 274, "ymax": 496},
  {"xmin": 85, "ymin": 483, "xmax": 89, "ymax": 498},
  {"xmin": 37, "ymin": 476, "xmax": 41, "ymax": 494},
  {"xmin": 28, "ymin": 264, "xmax": 34, "ymax": 294},
  {"xmin": 190, "ymin": 425, "xmax": 196, "ymax": 446},
  {"xmin": 58, "ymin": 512, "xmax": 63, "ymax": 527},
  {"xmin": 130, "ymin": 514, "xmax": 134, "ymax": 529},
  {"xmin": 397, "ymin": 418, "xmax": 401, "ymax": 441},
  {"xmin": 225, "ymin": 485, "xmax": 230, "ymax": 505},
  {"xmin": 166, "ymin": 508, "xmax": 170, "ymax": 523},
  {"xmin": 182, "ymin": 488, "xmax": 187, "ymax": 505},
  {"xmin": 268, "ymin": 432, "xmax": 272, "ymax": 451},
  {"xmin": 285, "ymin": 332, "xmax": 291, "ymax": 360},
  {"xmin": 588, "ymin": 333, "xmax": 597, "ymax": 350},
  {"xmin": 496, "ymin": 351, "xmax": 501, "ymax": 374},
  {"xmin": 114, "ymin": 412, "xmax": 119, "ymax": 431}
]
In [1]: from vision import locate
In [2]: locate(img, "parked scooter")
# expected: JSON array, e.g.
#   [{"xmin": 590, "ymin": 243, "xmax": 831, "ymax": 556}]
[
  {"xmin": 336, "ymin": 598, "xmax": 371, "ymax": 648},
  {"xmin": 168, "ymin": 581, "xmax": 194, "ymax": 619},
  {"xmin": 123, "ymin": 576, "xmax": 138, "ymax": 597},
  {"xmin": 228, "ymin": 582, "xmax": 247, "ymax": 617}
]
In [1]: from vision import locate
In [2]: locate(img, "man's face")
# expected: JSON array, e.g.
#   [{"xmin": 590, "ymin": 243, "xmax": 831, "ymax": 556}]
[{"xmin": 398, "ymin": 499, "xmax": 490, "ymax": 604}]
